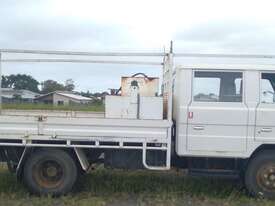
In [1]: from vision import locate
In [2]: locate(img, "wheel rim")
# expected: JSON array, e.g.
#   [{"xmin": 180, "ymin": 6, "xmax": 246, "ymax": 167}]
[
  {"xmin": 33, "ymin": 159, "xmax": 64, "ymax": 189},
  {"xmin": 256, "ymin": 163, "xmax": 275, "ymax": 192}
]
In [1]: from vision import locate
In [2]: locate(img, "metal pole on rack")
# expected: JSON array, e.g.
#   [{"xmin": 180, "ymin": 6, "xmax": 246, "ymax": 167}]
[
  {"xmin": 0, "ymin": 52, "xmax": 2, "ymax": 113},
  {"xmin": 167, "ymin": 41, "xmax": 173, "ymax": 122},
  {"xmin": 164, "ymin": 41, "xmax": 174, "ymax": 170},
  {"xmin": 0, "ymin": 49, "xmax": 165, "ymax": 57},
  {"xmin": 2, "ymin": 59, "xmax": 163, "ymax": 66},
  {"xmin": 174, "ymin": 53, "xmax": 275, "ymax": 59}
]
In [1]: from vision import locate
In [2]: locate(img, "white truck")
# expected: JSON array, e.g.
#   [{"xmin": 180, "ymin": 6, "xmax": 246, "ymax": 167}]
[{"xmin": 1, "ymin": 45, "xmax": 275, "ymax": 198}]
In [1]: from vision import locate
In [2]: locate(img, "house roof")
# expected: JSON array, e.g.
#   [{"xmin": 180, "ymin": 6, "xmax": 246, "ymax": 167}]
[
  {"xmin": 56, "ymin": 92, "xmax": 92, "ymax": 101},
  {"xmin": 1, "ymin": 88, "xmax": 39, "ymax": 99},
  {"xmin": 36, "ymin": 91, "xmax": 92, "ymax": 101}
]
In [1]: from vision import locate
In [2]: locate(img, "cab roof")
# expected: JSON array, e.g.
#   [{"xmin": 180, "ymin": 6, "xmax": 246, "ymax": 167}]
[{"xmin": 176, "ymin": 64, "xmax": 275, "ymax": 71}]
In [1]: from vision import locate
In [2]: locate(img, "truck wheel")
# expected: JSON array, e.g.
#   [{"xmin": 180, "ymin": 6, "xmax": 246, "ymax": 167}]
[
  {"xmin": 245, "ymin": 150, "xmax": 275, "ymax": 199},
  {"xmin": 23, "ymin": 149, "xmax": 77, "ymax": 196}
]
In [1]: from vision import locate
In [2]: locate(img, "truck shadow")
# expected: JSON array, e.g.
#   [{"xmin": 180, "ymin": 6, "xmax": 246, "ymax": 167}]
[
  {"xmin": 75, "ymin": 169, "xmax": 246, "ymax": 199},
  {"xmin": 0, "ymin": 165, "xmax": 246, "ymax": 199}
]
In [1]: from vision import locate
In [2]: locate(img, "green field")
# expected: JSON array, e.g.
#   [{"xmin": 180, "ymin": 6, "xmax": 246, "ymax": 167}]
[
  {"xmin": 0, "ymin": 165, "xmax": 274, "ymax": 206},
  {"xmin": 2, "ymin": 103, "xmax": 105, "ymax": 112}
]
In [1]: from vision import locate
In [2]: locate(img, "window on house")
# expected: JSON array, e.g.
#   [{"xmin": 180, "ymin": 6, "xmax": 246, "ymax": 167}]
[
  {"xmin": 193, "ymin": 71, "xmax": 243, "ymax": 102},
  {"xmin": 57, "ymin": 101, "xmax": 64, "ymax": 105}
]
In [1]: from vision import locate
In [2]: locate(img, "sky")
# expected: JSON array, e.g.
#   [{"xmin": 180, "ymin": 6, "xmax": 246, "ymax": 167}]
[{"xmin": 1, "ymin": 0, "xmax": 275, "ymax": 92}]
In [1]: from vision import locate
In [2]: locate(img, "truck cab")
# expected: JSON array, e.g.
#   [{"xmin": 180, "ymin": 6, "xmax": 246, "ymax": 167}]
[{"xmin": 173, "ymin": 64, "xmax": 275, "ymax": 197}]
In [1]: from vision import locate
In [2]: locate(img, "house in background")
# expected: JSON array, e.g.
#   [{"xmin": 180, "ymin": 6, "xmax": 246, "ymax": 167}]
[
  {"xmin": 35, "ymin": 91, "xmax": 93, "ymax": 106},
  {"xmin": 1, "ymin": 88, "xmax": 39, "ymax": 103}
]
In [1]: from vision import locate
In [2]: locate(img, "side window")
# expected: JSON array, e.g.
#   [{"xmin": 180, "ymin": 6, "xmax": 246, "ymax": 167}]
[
  {"xmin": 261, "ymin": 73, "xmax": 275, "ymax": 103},
  {"xmin": 57, "ymin": 101, "xmax": 64, "ymax": 105},
  {"xmin": 193, "ymin": 71, "xmax": 243, "ymax": 102}
]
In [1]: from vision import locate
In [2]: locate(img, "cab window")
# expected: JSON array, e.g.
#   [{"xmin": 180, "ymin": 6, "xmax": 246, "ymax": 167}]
[
  {"xmin": 193, "ymin": 71, "xmax": 243, "ymax": 102},
  {"xmin": 261, "ymin": 73, "xmax": 275, "ymax": 103}
]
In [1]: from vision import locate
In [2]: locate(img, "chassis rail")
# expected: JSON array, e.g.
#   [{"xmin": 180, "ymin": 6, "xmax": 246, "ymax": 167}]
[{"xmin": 0, "ymin": 135, "xmax": 171, "ymax": 170}]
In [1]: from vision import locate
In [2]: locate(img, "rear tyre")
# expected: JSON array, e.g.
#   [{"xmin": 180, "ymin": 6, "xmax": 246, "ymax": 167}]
[
  {"xmin": 245, "ymin": 150, "xmax": 275, "ymax": 199},
  {"xmin": 23, "ymin": 149, "xmax": 77, "ymax": 196}
]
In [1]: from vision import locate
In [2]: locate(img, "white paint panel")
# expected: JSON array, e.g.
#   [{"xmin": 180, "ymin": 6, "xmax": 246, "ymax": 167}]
[
  {"xmin": 188, "ymin": 125, "xmax": 247, "ymax": 152},
  {"xmin": 105, "ymin": 96, "xmax": 137, "ymax": 119},
  {"xmin": 139, "ymin": 97, "xmax": 163, "ymax": 120},
  {"xmin": 187, "ymin": 103, "xmax": 248, "ymax": 153},
  {"xmin": 255, "ymin": 105, "xmax": 275, "ymax": 141},
  {"xmin": 173, "ymin": 69, "xmax": 192, "ymax": 156},
  {"xmin": 188, "ymin": 104, "xmax": 248, "ymax": 124},
  {"xmin": 106, "ymin": 95, "xmax": 163, "ymax": 120},
  {"xmin": 0, "ymin": 115, "xmax": 171, "ymax": 141}
]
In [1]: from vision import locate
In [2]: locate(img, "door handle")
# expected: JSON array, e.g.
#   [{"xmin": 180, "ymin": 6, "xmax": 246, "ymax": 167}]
[
  {"xmin": 261, "ymin": 128, "xmax": 272, "ymax": 133},
  {"xmin": 193, "ymin": 126, "xmax": 204, "ymax": 130}
]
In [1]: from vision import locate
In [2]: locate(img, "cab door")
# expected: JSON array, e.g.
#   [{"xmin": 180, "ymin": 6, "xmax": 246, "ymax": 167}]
[
  {"xmin": 187, "ymin": 70, "xmax": 248, "ymax": 153},
  {"xmin": 255, "ymin": 72, "xmax": 275, "ymax": 141}
]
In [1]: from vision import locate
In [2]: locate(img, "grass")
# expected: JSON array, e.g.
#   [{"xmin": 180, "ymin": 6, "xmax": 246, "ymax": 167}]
[
  {"xmin": 2, "ymin": 103, "xmax": 105, "ymax": 112},
  {"xmin": 0, "ymin": 165, "xmax": 275, "ymax": 206}
]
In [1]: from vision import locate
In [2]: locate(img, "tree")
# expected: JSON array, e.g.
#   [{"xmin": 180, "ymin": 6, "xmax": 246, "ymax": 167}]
[
  {"xmin": 64, "ymin": 79, "xmax": 75, "ymax": 91},
  {"xmin": 1, "ymin": 74, "xmax": 40, "ymax": 92},
  {"xmin": 1, "ymin": 74, "xmax": 76, "ymax": 94},
  {"xmin": 41, "ymin": 80, "xmax": 65, "ymax": 94},
  {"xmin": 1, "ymin": 76, "xmax": 9, "ymax": 88},
  {"xmin": 80, "ymin": 90, "xmax": 92, "ymax": 98}
]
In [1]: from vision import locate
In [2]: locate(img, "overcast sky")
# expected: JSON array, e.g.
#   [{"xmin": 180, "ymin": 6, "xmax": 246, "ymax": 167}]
[{"xmin": 1, "ymin": 0, "xmax": 275, "ymax": 92}]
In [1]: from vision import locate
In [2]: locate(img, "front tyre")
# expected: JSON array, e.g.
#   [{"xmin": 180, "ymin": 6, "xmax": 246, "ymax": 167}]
[
  {"xmin": 245, "ymin": 150, "xmax": 275, "ymax": 199},
  {"xmin": 23, "ymin": 149, "xmax": 77, "ymax": 196}
]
